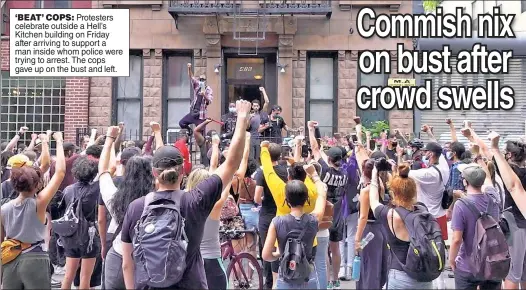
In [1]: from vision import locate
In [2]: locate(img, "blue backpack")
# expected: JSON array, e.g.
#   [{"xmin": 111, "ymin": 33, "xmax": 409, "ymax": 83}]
[{"xmin": 133, "ymin": 191, "xmax": 188, "ymax": 288}]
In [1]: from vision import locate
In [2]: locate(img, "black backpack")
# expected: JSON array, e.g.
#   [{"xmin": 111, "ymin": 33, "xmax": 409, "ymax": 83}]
[
  {"xmin": 133, "ymin": 191, "xmax": 188, "ymax": 288},
  {"xmin": 278, "ymin": 215, "xmax": 313, "ymax": 284},
  {"xmin": 51, "ymin": 190, "xmax": 93, "ymax": 249},
  {"xmin": 431, "ymin": 165, "xmax": 453, "ymax": 209},
  {"xmin": 390, "ymin": 205, "xmax": 446, "ymax": 282}
]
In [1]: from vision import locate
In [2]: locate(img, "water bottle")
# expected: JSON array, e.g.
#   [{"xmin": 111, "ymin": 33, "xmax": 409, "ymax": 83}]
[
  {"xmin": 351, "ymin": 255, "xmax": 361, "ymax": 281},
  {"xmin": 352, "ymin": 232, "xmax": 375, "ymax": 281},
  {"xmin": 360, "ymin": 232, "xmax": 375, "ymax": 249}
]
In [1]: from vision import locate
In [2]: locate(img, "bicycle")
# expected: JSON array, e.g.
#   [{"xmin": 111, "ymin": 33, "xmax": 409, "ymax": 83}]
[{"xmin": 220, "ymin": 229, "xmax": 264, "ymax": 290}]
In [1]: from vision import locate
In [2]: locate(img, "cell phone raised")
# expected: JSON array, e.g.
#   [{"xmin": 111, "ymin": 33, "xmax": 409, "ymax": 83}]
[{"xmin": 351, "ymin": 133, "xmax": 358, "ymax": 143}]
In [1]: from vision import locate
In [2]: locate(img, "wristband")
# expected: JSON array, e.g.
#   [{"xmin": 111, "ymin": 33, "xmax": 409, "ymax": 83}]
[{"xmin": 106, "ymin": 135, "xmax": 116, "ymax": 140}]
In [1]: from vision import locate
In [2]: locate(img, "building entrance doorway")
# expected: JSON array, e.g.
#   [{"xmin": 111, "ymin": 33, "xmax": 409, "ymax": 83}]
[{"xmin": 223, "ymin": 52, "xmax": 277, "ymax": 114}]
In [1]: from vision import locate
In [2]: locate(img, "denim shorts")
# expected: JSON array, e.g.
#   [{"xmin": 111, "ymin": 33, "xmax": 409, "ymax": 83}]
[
  {"xmin": 239, "ymin": 203, "xmax": 259, "ymax": 231},
  {"xmin": 276, "ymin": 265, "xmax": 319, "ymax": 289},
  {"xmin": 386, "ymin": 269, "xmax": 432, "ymax": 289}
]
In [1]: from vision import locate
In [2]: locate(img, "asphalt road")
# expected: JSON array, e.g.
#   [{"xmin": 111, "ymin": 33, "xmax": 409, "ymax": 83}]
[{"xmin": 53, "ymin": 269, "xmax": 457, "ymax": 289}]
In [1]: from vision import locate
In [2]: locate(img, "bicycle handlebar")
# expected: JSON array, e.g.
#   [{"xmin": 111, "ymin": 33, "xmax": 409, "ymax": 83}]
[{"xmin": 219, "ymin": 229, "xmax": 258, "ymax": 234}]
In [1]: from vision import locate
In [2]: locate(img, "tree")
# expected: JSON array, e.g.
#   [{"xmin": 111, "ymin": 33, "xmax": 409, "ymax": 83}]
[{"xmin": 423, "ymin": 0, "xmax": 443, "ymax": 13}]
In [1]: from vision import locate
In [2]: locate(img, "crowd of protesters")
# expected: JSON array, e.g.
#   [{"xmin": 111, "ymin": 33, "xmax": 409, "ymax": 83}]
[{"xmin": 1, "ymin": 98, "xmax": 526, "ymax": 290}]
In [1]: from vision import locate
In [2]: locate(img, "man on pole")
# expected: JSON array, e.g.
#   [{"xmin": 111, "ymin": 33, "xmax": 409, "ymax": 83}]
[{"xmin": 179, "ymin": 63, "xmax": 214, "ymax": 136}]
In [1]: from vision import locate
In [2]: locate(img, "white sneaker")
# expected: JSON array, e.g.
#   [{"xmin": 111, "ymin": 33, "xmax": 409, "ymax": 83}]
[
  {"xmin": 338, "ymin": 266, "xmax": 351, "ymax": 281},
  {"xmin": 54, "ymin": 266, "xmax": 65, "ymax": 275},
  {"xmin": 338, "ymin": 267, "xmax": 346, "ymax": 280}
]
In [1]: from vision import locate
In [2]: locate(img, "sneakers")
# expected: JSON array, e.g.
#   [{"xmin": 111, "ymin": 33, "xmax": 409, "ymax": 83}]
[
  {"xmin": 338, "ymin": 266, "xmax": 351, "ymax": 281},
  {"xmin": 327, "ymin": 281, "xmax": 334, "ymax": 289},
  {"xmin": 333, "ymin": 280, "xmax": 341, "ymax": 289},
  {"xmin": 51, "ymin": 278, "xmax": 62, "ymax": 288},
  {"xmin": 54, "ymin": 266, "xmax": 65, "ymax": 275}
]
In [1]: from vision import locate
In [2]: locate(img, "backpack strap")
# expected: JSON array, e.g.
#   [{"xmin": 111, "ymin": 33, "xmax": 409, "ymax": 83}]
[
  {"xmin": 458, "ymin": 198, "xmax": 482, "ymax": 218},
  {"xmin": 430, "ymin": 165, "xmax": 444, "ymax": 186},
  {"xmin": 296, "ymin": 215, "xmax": 310, "ymax": 241}
]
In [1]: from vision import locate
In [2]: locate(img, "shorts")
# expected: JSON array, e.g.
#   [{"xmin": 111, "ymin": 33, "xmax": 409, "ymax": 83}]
[
  {"xmin": 64, "ymin": 235, "xmax": 101, "ymax": 259},
  {"xmin": 329, "ymin": 222, "xmax": 344, "ymax": 242},
  {"xmin": 239, "ymin": 203, "xmax": 259, "ymax": 231},
  {"xmin": 506, "ymin": 227, "xmax": 526, "ymax": 283}
]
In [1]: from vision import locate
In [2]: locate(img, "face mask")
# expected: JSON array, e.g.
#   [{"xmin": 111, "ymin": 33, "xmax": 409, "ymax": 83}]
[
  {"xmin": 229, "ymin": 107, "xmax": 236, "ymax": 113},
  {"xmin": 407, "ymin": 149, "xmax": 413, "ymax": 156},
  {"xmin": 446, "ymin": 152, "xmax": 453, "ymax": 160},
  {"xmin": 422, "ymin": 156, "xmax": 429, "ymax": 166}
]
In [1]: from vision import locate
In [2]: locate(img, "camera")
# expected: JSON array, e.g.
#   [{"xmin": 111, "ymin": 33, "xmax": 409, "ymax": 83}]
[
  {"xmin": 375, "ymin": 157, "xmax": 391, "ymax": 172},
  {"xmin": 301, "ymin": 144, "xmax": 310, "ymax": 158}
]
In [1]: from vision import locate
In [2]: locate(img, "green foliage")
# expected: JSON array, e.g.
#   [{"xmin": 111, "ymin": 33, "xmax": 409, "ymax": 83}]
[
  {"xmin": 423, "ymin": 0, "xmax": 443, "ymax": 13},
  {"xmin": 362, "ymin": 121, "xmax": 390, "ymax": 138}
]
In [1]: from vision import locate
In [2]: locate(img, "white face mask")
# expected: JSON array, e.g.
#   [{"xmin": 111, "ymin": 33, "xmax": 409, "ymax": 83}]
[
  {"xmin": 407, "ymin": 149, "xmax": 413, "ymax": 156},
  {"xmin": 422, "ymin": 156, "xmax": 430, "ymax": 166},
  {"xmin": 229, "ymin": 107, "xmax": 236, "ymax": 113},
  {"xmin": 446, "ymin": 152, "xmax": 453, "ymax": 160}
]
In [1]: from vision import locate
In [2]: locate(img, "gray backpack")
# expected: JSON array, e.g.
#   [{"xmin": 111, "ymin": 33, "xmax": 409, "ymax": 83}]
[
  {"xmin": 133, "ymin": 191, "xmax": 188, "ymax": 288},
  {"xmin": 459, "ymin": 198, "xmax": 511, "ymax": 281}
]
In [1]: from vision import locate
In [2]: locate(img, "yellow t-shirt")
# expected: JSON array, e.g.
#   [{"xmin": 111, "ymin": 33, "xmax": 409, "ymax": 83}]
[{"xmin": 260, "ymin": 147, "xmax": 318, "ymax": 246}]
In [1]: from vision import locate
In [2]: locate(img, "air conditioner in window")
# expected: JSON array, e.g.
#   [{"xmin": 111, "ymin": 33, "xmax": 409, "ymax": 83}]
[{"xmin": 166, "ymin": 129, "xmax": 181, "ymax": 145}]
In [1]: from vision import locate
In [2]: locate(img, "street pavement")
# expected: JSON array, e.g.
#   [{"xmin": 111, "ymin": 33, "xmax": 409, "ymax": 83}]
[{"xmin": 53, "ymin": 269, "xmax": 457, "ymax": 289}]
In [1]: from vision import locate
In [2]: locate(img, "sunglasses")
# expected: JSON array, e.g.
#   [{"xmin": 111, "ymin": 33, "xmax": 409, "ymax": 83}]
[{"xmin": 199, "ymin": 78, "xmax": 206, "ymax": 82}]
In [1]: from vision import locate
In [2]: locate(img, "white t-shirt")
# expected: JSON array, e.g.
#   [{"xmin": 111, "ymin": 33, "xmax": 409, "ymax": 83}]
[
  {"xmin": 409, "ymin": 154, "xmax": 450, "ymax": 218},
  {"xmin": 99, "ymin": 173, "xmax": 122, "ymax": 255}
]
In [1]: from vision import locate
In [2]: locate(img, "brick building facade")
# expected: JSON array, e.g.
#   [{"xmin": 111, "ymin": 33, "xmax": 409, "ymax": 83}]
[{"xmin": 1, "ymin": 0, "xmax": 414, "ymax": 145}]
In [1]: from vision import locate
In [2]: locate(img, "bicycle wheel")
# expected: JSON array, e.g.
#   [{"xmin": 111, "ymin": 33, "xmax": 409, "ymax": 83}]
[{"xmin": 226, "ymin": 252, "xmax": 263, "ymax": 290}]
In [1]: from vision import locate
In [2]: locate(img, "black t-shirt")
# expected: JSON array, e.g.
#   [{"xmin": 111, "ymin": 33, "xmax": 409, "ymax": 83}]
[
  {"xmin": 1, "ymin": 168, "xmax": 10, "ymax": 183},
  {"xmin": 261, "ymin": 115, "xmax": 286, "ymax": 142},
  {"xmin": 98, "ymin": 176, "xmax": 125, "ymax": 206},
  {"xmin": 63, "ymin": 181, "xmax": 101, "ymax": 222},
  {"xmin": 1, "ymin": 180, "xmax": 15, "ymax": 199},
  {"xmin": 494, "ymin": 159, "xmax": 526, "ymax": 228},
  {"xmin": 318, "ymin": 159, "xmax": 348, "ymax": 203},
  {"xmin": 386, "ymin": 148, "xmax": 397, "ymax": 162},
  {"xmin": 374, "ymin": 204, "xmax": 409, "ymax": 271},
  {"xmin": 255, "ymin": 165, "xmax": 287, "ymax": 217},
  {"xmin": 121, "ymin": 175, "xmax": 223, "ymax": 290}
]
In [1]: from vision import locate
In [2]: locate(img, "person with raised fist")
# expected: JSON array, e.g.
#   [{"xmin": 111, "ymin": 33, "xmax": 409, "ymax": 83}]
[{"xmin": 179, "ymin": 63, "xmax": 214, "ymax": 136}]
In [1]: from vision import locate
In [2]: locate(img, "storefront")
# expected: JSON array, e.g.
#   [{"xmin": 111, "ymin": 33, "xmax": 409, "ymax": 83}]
[{"xmin": 86, "ymin": 0, "xmax": 414, "ymax": 140}]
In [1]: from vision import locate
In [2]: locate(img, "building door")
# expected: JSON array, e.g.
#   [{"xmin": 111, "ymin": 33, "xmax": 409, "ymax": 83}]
[{"xmin": 223, "ymin": 53, "xmax": 277, "ymax": 115}]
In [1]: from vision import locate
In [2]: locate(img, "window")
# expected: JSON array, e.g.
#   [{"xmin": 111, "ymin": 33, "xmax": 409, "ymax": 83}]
[
  {"xmin": 1, "ymin": 3, "xmax": 6, "ymax": 36},
  {"xmin": 306, "ymin": 55, "xmax": 337, "ymax": 137},
  {"xmin": 36, "ymin": 0, "xmax": 71, "ymax": 8},
  {"xmin": 0, "ymin": 72, "xmax": 65, "ymax": 144},
  {"xmin": 113, "ymin": 54, "xmax": 143, "ymax": 140},
  {"xmin": 357, "ymin": 71, "xmax": 387, "ymax": 127},
  {"xmin": 522, "ymin": 0, "xmax": 526, "ymax": 13},
  {"xmin": 164, "ymin": 54, "xmax": 192, "ymax": 130}
]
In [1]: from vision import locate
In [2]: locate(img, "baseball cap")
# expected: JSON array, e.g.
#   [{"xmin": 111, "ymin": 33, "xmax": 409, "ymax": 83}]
[
  {"xmin": 423, "ymin": 142, "xmax": 443, "ymax": 155},
  {"xmin": 327, "ymin": 147, "xmax": 343, "ymax": 162},
  {"xmin": 7, "ymin": 154, "xmax": 33, "ymax": 169},
  {"xmin": 272, "ymin": 105, "xmax": 282, "ymax": 112},
  {"xmin": 34, "ymin": 139, "xmax": 42, "ymax": 147},
  {"xmin": 457, "ymin": 163, "xmax": 486, "ymax": 187},
  {"xmin": 152, "ymin": 145, "xmax": 183, "ymax": 169},
  {"xmin": 120, "ymin": 147, "xmax": 141, "ymax": 166}
]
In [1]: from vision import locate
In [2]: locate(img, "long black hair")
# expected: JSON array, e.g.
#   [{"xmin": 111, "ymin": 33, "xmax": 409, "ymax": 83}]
[{"xmin": 110, "ymin": 156, "xmax": 154, "ymax": 224}]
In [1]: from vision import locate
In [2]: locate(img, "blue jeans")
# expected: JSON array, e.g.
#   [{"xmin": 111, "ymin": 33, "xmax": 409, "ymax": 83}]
[
  {"xmin": 315, "ymin": 236, "xmax": 329, "ymax": 289},
  {"xmin": 276, "ymin": 266, "xmax": 319, "ymax": 289},
  {"xmin": 386, "ymin": 269, "xmax": 432, "ymax": 289},
  {"xmin": 239, "ymin": 204, "xmax": 259, "ymax": 230}
]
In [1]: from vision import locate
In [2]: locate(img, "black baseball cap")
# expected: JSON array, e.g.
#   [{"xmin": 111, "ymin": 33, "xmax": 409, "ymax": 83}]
[
  {"xmin": 120, "ymin": 147, "xmax": 141, "ymax": 166},
  {"xmin": 423, "ymin": 142, "xmax": 443, "ymax": 155},
  {"xmin": 152, "ymin": 145, "xmax": 184, "ymax": 169},
  {"xmin": 272, "ymin": 105, "xmax": 282, "ymax": 112},
  {"xmin": 327, "ymin": 147, "xmax": 343, "ymax": 162}
]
